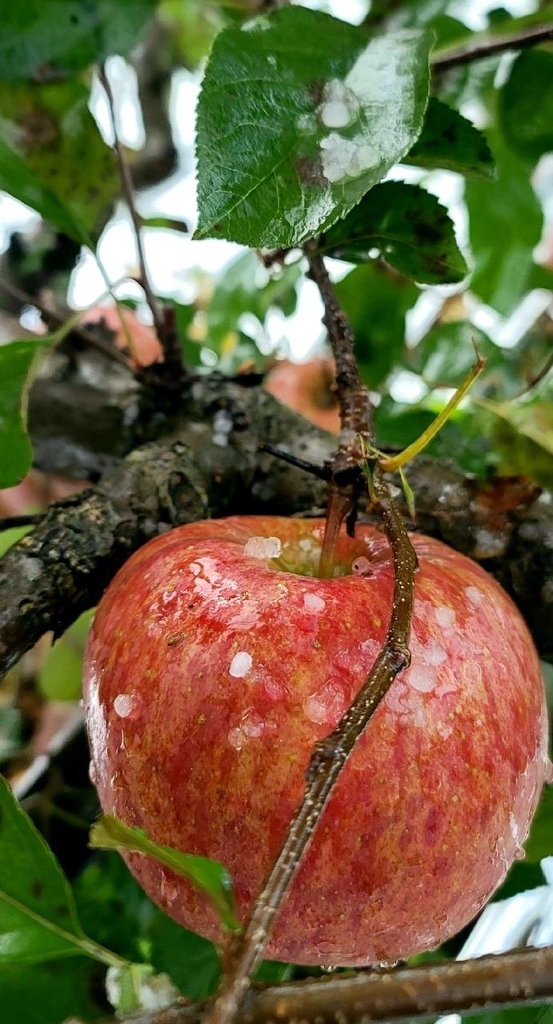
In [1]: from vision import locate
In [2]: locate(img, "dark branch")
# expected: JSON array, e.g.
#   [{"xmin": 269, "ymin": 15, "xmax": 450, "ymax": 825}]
[
  {"xmin": 65, "ymin": 945, "xmax": 553, "ymax": 1024},
  {"xmin": 432, "ymin": 22, "xmax": 553, "ymax": 71}
]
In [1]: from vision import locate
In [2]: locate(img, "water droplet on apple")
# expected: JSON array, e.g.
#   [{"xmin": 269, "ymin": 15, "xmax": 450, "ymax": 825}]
[
  {"xmin": 465, "ymin": 585, "xmax": 484, "ymax": 606},
  {"xmin": 303, "ymin": 592, "xmax": 326, "ymax": 613},
  {"xmin": 113, "ymin": 693, "xmax": 136, "ymax": 718},
  {"xmin": 544, "ymin": 759, "xmax": 553, "ymax": 785},
  {"xmin": 407, "ymin": 666, "xmax": 436, "ymax": 693},
  {"xmin": 304, "ymin": 680, "xmax": 347, "ymax": 725},
  {"xmin": 352, "ymin": 556, "xmax": 371, "ymax": 577},
  {"xmin": 435, "ymin": 605, "xmax": 456, "ymax": 628},
  {"xmin": 423, "ymin": 642, "xmax": 447, "ymax": 667},
  {"xmin": 514, "ymin": 845, "xmax": 526, "ymax": 861},
  {"xmin": 229, "ymin": 651, "xmax": 253, "ymax": 678},
  {"xmin": 89, "ymin": 761, "xmax": 98, "ymax": 785},
  {"xmin": 244, "ymin": 536, "xmax": 282, "ymax": 559}
]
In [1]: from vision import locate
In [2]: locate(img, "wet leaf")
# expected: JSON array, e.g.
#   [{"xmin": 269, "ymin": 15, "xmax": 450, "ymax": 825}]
[
  {"xmin": 320, "ymin": 181, "xmax": 467, "ymax": 284},
  {"xmin": 90, "ymin": 815, "xmax": 239, "ymax": 932},
  {"xmin": 0, "ymin": 958, "xmax": 104, "ymax": 1024},
  {"xmin": 0, "ymin": 79, "xmax": 117, "ymax": 237},
  {"xmin": 499, "ymin": 50, "xmax": 553, "ymax": 162},
  {"xmin": 0, "ymin": 1, "xmax": 156, "ymax": 80},
  {"xmin": 0, "ymin": 136, "xmax": 86, "ymax": 241},
  {"xmin": 39, "ymin": 610, "xmax": 94, "ymax": 702},
  {"xmin": 0, "ymin": 339, "xmax": 50, "ymax": 489},
  {"xmin": 406, "ymin": 97, "xmax": 494, "ymax": 179},
  {"xmin": 196, "ymin": 7, "xmax": 432, "ymax": 247},
  {"xmin": 0, "ymin": 774, "xmax": 87, "ymax": 963},
  {"xmin": 523, "ymin": 787, "xmax": 553, "ymax": 863},
  {"xmin": 466, "ymin": 135, "xmax": 543, "ymax": 315}
]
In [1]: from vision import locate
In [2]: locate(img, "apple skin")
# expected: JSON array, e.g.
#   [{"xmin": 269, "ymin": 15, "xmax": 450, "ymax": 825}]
[{"xmin": 83, "ymin": 516, "xmax": 549, "ymax": 966}]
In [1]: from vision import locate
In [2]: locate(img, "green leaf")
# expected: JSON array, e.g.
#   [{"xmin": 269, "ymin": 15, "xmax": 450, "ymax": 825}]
[
  {"xmin": 499, "ymin": 49, "xmax": 553, "ymax": 162},
  {"xmin": 90, "ymin": 815, "xmax": 239, "ymax": 932},
  {"xmin": 522, "ymin": 787, "xmax": 553, "ymax": 862},
  {"xmin": 409, "ymin": 322, "xmax": 503, "ymax": 391},
  {"xmin": 195, "ymin": 8, "xmax": 432, "ymax": 247},
  {"xmin": 335, "ymin": 262, "xmax": 418, "ymax": 388},
  {"xmin": 0, "ymin": 774, "xmax": 88, "ymax": 963},
  {"xmin": 466, "ymin": 135, "xmax": 543, "ymax": 315},
  {"xmin": 479, "ymin": 369, "xmax": 553, "ymax": 458},
  {"xmin": 39, "ymin": 610, "xmax": 94, "ymax": 702},
  {"xmin": 0, "ymin": 79, "xmax": 117, "ymax": 237},
  {"xmin": 0, "ymin": 958, "xmax": 104, "ymax": 1024},
  {"xmin": 0, "ymin": 526, "xmax": 33, "ymax": 559},
  {"xmin": 0, "ymin": 339, "xmax": 50, "ymax": 489},
  {"xmin": 0, "ymin": 135, "xmax": 87, "ymax": 241},
  {"xmin": 74, "ymin": 851, "xmax": 222, "ymax": 1000},
  {"xmin": 207, "ymin": 251, "xmax": 300, "ymax": 350},
  {"xmin": 147, "ymin": 910, "xmax": 221, "ymax": 1000},
  {"xmin": 466, "ymin": 1007, "xmax": 553, "ymax": 1024},
  {"xmin": 0, "ymin": 706, "xmax": 24, "ymax": 763},
  {"xmin": 0, "ymin": 1, "xmax": 157, "ymax": 80},
  {"xmin": 406, "ymin": 97, "xmax": 494, "ymax": 179},
  {"xmin": 320, "ymin": 181, "xmax": 467, "ymax": 284}
]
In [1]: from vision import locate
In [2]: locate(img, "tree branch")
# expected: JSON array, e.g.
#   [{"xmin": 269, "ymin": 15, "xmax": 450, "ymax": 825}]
[
  {"xmin": 432, "ymin": 22, "xmax": 553, "ymax": 72},
  {"xmin": 65, "ymin": 945, "xmax": 553, "ymax": 1024}
]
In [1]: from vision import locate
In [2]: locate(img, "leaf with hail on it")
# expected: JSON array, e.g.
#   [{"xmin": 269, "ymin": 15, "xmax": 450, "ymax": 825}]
[
  {"xmin": 195, "ymin": 7, "xmax": 433, "ymax": 248},
  {"xmin": 90, "ymin": 815, "xmax": 239, "ymax": 933}
]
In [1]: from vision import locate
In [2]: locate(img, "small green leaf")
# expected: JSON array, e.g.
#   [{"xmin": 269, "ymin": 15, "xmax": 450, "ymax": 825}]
[
  {"xmin": 39, "ymin": 610, "xmax": 94, "ymax": 702},
  {"xmin": 90, "ymin": 815, "xmax": 239, "ymax": 932},
  {"xmin": 0, "ymin": 774, "xmax": 87, "ymax": 963},
  {"xmin": 0, "ymin": 1, "xmax": 156, "ymax": 80},
  {"xmin": 499, "ymin": 50, "xmax": 553, "ymax": 162},
  {"xmin": 0, "ymin": 79, "xmax": 117, "ymax": 237},
  {"xmin": 207, "ymin": 251, "xmax": 300, "ymax": 352},
  {"xmin": 466, "ymin": 134, "xmax": 543, "ymax": 315},
  {"xmin": 147, "ymin": 911, "xmax": 221, "ymax": 1000},
  {"xmin": 406, "ymin": 96, "xmax": 494, "ymax": 179},
  {"xmin": 480, "ymin": 371, "xmax": 553, "ymax": 457},
  {"xmin": 0, "ymin": 339, "xmax": 50, "ymax": 489},
  {"xmin": 320, "ymin": 181, "xmax": 467, "ymax": 284},
  {"xmin": 522, "ymin": 787, "xmax": 553, "ymax": 863},
  {"xmin": 195, "ymin": 8, "xmax": 432, "ymax": 247},
  {"xmin": 0, "ymin": 135, "xmax": 86, "ymax": 241}
]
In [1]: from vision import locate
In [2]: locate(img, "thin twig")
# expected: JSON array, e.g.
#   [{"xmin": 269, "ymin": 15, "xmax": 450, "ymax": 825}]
[
  {"xmin": 432, "ymin": 21, "xmax": 553, "ymax": 71},
  {"xmin": 0, "ymin": 514, "xmax": 44, "ymax": 532},
  {"xmin": 0, "ymin": 278, "xmax": 133, "ymax": 369},
  {"xmin": 98, "ymin": 63, "xmax": 184, "ymax": 376}
]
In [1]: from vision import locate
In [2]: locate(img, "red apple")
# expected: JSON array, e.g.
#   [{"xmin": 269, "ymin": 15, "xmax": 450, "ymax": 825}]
[
  {"xmin": 264, "ymin": 358, "xmax": 340, "ymax": 434},
  {"xmin": 83, "ymin": 516, "xmax": 549, "ymax": 966}
]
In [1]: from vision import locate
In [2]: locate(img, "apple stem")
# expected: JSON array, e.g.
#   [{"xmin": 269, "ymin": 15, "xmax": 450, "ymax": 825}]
[
  {"xmin": 204, "ymin": 467, "xmax": 417, "ymax": 1024},
  {"xmin": 304, "ymin": 247, "xmax": 376, "ymax": 575}
]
